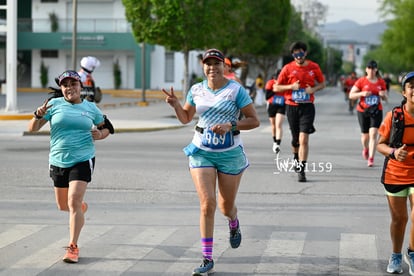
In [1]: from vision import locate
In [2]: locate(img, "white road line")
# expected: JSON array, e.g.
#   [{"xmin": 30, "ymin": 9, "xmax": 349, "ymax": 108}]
[
  {"xmin": 255, "ymin": 231, "xmax": 306, "ymax": 274},
  {"xmin": 0, "ymin": 224, "xmax": 46, "ymax": 249},
  {"xmin": 339, "ymin": 233, "xmax": 378, "ymax": 275},
  {"xmin": 0, "ymin": 225, "xmax": 113, "ymax": 276},
  {"xmin": 79, "ymin": 227, "xmax": 178, "ymax": 275}
]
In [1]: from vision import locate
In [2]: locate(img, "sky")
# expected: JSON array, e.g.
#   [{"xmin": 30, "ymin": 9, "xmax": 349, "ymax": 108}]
[{"xmin": 292, "ymin": 0, "xmax": 384, "ymax": 25}]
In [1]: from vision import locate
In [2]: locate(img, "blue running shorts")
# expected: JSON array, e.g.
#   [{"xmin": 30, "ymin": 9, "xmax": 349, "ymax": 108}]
[{"xmin": 189, "ymin": 145, "xmax": 249, "ymax": 175}]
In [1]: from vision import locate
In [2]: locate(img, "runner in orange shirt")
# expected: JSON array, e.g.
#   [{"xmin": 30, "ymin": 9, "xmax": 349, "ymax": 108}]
[
  {"xmin": 273, "ymin": 41, "xmax": 325, "ymax": 182},
  {"xmin": 377, "ymin": 71, "xmax": 414, "ymax": 274},
  {"xmin": 349, "ymin": 60, "xmax": 387, "ymax": 167},
  {"xmin": 224, "ymin": 57, "xmax": 242, "ymax": 85}
]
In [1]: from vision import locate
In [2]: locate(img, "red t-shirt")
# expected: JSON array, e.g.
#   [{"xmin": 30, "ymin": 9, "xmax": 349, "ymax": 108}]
[
  {"xmin": 265, "ymin": 79, "xmax": 285, "ymax": 104},
  {"xmin": 343, "ymin": 77, "xmax": 357, "ymax": 93},
  {"xmin": 379, "ymin": 108, "xmax": 414, "ymax": 184},
  {"xmin": 225, "ymin": 72, "xmax": 237, "ymax": 80},
  {"xmin": 353, "ymin": 77, "xmax": 386, "ymax": 112},
  {"xmin": 276, "ymin": 60, "xmax": 325, "ymax": 106}
]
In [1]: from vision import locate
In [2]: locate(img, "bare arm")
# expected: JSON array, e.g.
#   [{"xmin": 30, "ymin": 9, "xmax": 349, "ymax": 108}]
[
  {"xmin": 349, "ymin": 86, "xmax": 372, "ymax": 100},
  {"xmin": 273, "ymin": 80, "xmax": 300, "ymax": 92},
  {"xmin": 377, "ymin": 135, "xmax": 408, "ymax": 162},
  {"xmin": 162, "ymin": 87, "xmax": 195, "ymax": 124},
  {"xmin": 237, "ymin": 103, "xmax": 260, "ymax": 130},
  {"xmin": 91, "ymin": 123, "xmax": 110, "ymax": 140},
  {"xmin": 28, "ymin": 100, "xmax": 52, "ymax": 132},
  {"xmin": 208, "ymin": 103, "xmax": 260, "ymax": 136},
  {"xmin": 28, "ymin": 117, "xmax": 48, "ymax": 132},
  {"xmin": 305, "ymin": 81, "xmax": 326, "ymax": 94},
  {"xmin": 379, "ymin": 89, "xmax": 388, "ymax": 101}
]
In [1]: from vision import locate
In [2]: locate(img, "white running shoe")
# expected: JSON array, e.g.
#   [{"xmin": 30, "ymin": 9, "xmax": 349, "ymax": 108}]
[{"xmin": 272, "ymin": 143, "xmax": 280, "ymax": 154}]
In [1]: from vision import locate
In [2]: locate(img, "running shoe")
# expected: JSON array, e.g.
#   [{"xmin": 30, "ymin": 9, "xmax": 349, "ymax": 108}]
[
  {"xmin": 362, "ymin": 148, "xmax": 369, "ymax": 160},
  {"xmin": 368, "ymin": 157, "xmax": 374, "ymax": 167},
  {"xmin": 294, "ymin": 160, "xmax": 301, "ymax": 173},
  {"xmin": 82, "ymin": 202, "xmax": 88, "ymax": 213},
  {"xmin": 272, "ymin": 143, "xmax": 280, "ymax": 154},
  {"xmin": 192, "ymin": 258, "xmax": 214, "ymax": 275},
  {"xmin": 404, "ymin": 248, "xmax": 414, "ymax": 275},
  {"xmin": 298, "ymin": 171, "xmax": 307, "ymax": 182},
  {"xmin": 229, "ymin": 220, "xmax": 242, "ymax": 248},
  {"xmin": 63, "ymin": 243, "xmax": 79, "ymax": 263},
  {"xmin": 387, "ymin": 252, "xmax": 403, "ymax": 274}
]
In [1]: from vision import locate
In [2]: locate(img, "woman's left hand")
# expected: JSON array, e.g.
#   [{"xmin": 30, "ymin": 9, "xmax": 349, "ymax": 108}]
[{"xmin": 211, "ymin": 123, "xmax": 231, "ymax": 135}]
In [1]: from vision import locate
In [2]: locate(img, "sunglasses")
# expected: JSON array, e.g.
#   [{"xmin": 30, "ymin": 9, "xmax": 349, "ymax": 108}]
[
  {"xmin": 367, "ymin": 66, "xmax": 377, "ymax": 69},
  {"xmin": 292, "ymin": 51, "xmax": 305, "ymax": 59}
]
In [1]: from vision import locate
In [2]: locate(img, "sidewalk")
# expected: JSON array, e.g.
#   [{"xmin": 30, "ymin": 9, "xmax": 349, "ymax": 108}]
[{"xmin": 0, "ymin": 92, "xmax": 186, "ymax": 135}]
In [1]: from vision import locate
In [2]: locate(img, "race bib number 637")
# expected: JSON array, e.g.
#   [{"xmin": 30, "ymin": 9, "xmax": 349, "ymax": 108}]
[{"xmin": 292, "ymin": 88, "xmax": 310, "ymax": 103}]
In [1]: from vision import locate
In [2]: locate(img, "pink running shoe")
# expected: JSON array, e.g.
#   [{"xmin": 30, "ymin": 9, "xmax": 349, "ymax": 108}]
[
  {"xmin": 368, "ymin": 157, "xmax": 374, "ymax": 167},
  {"xmin": 362, "ymin": 148, "xmax": 369, "ymax": 160}
]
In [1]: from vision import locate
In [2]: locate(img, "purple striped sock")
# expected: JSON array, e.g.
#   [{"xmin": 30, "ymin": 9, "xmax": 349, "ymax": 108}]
[
  {"xmin": 201, "ymin": 237, "xmax": 213, "ymax": 261},
  {"xmin": 229, "ymin": 217, "xmax": 239, "ymax": 229}
]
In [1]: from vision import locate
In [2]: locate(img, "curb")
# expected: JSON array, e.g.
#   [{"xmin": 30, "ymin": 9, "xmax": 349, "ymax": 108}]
[
  {"xmin": 0, "ymin": 100, "xmax": 158, "ymax": 121},
  {"xmin": 0, "ymin": 113, "xmax": 33, "ymax": 120}
]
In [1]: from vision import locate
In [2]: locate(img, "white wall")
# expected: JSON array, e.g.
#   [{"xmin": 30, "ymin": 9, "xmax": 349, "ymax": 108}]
[{"xmin": 28, "ymin": 0, "xmax": 200, "ymax": 90}]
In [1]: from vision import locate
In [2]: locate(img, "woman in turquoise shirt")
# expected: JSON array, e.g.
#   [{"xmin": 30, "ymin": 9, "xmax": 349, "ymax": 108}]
[{"xmin": 28, "ymin": 70, "xmax": 112, "ymax": 264}]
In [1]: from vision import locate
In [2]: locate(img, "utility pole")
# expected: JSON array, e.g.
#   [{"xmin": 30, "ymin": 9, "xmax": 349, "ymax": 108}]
[
  {"xmin": 71, "ymin": 0, "xmax": 78, "ymax": 70},
  {"xmin": 2, "ymin": 1, "xmax": 17, "ymax": 112},
  {"xmin": 140, "ymin": 43, "xmax": 147, "ymax": 106}
]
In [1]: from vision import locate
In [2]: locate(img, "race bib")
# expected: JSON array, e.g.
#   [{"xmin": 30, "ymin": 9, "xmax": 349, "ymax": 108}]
[
  {"xmin": 365, "ymin": 95, "xmax": 379, "ymax": 106},
  {"xmin": 292, "ymin": 88, "xmax": 310, "ymax": 103},
  {"xmin": 272, "ymin": 95, "xmax": 285, "ymax": 105},
  {"xmin": 201, "ymin": 129, "xmax": 234, "ymax": 149}
]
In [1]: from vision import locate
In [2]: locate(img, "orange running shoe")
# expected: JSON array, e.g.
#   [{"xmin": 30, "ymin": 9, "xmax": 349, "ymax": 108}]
[
  {"xmin": 63, "ymin": 243, "xmax": 79, "ymax": 263},
  {"xmin": 81, "ymin": 202, "xmax": 88, "ymax": 214}
]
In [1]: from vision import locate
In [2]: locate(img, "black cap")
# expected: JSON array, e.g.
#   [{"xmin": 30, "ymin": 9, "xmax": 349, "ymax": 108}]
[
  {"xmin": 366, "ymin": 60, "xmax": 378, "ymax": 68},
  {"xmin": 202, "ymin": 49, "xmax": 224, "ymax": 63}
]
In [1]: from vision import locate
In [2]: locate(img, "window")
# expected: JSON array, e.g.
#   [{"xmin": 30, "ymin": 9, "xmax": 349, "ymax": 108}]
[
  {"xmin": 165, "ymin": 52, "xmax": 174, "ymax": 82},
  {"xmin": 41, "ymin": 50, "xmax": 58, "ymax": 58}
]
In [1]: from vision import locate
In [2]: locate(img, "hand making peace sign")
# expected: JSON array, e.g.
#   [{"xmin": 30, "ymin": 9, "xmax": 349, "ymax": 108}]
[{"xmin": 162, "ymin": 86, "xmax": 180, "ymax": 108}]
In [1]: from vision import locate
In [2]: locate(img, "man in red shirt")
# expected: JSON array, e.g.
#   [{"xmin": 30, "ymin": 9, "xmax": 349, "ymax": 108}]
[{"xmin": 273, "ymin": 41, "xmax": 325, "ymax": 182}]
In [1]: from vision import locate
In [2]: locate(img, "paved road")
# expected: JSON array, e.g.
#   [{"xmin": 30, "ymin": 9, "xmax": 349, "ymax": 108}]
[{"xmin": 0, "ymin": 87, "xmax": 407, "ymax": 275}]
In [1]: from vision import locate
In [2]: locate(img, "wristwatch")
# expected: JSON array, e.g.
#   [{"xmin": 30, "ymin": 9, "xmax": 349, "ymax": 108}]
[
  {"xmin": 231, "ymin": 121, "xmax": 237, "ymax": 131},
  {"xmin": 389, "ymin": 148, "xmax": 396, "ymax": 160},
  {"xmin": 33, "ymin": 110, "xmax": 43, "ymax": 120}
]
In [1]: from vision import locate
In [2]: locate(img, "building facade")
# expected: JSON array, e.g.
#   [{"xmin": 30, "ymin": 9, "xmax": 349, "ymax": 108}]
[{"xmin": 13, "ymin": 0, "xmax": 203, "ymax": 91}]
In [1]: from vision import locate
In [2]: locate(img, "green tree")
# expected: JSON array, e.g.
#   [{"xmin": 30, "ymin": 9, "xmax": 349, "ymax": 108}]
[
  {"xmin": 122, "ymin": 0, "xmax": 238, "ymax": 94},
  {"xmin": 223, "ymin": 0, "xmax": 291, "ymax": 81},
  {"xmin": 377, "ymin": 0, "xmax": 414, "ymax": 72},
  {"xmin": 122, "ymin": 0, "xmax": 293, "ymax": 91}
]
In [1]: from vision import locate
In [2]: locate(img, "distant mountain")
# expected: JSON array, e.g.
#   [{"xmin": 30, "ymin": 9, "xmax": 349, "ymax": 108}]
[{"xmin": 318, "ymin": 20, "xmax": 388, "ymax": 45}]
